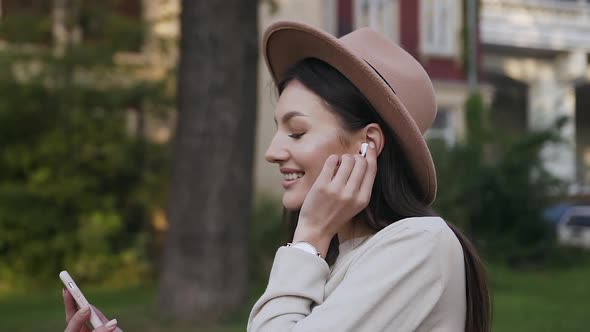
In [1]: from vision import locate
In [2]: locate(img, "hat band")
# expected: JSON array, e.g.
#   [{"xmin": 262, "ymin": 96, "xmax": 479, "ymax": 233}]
[{"xmin": 363, "ymin": 59, "xmax": 396, "ymax": 95}]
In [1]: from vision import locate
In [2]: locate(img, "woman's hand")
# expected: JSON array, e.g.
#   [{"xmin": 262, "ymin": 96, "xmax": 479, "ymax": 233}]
[
  {"xmin": 63, "ymin": 288, "xmax": 122, "ymax": 332},
  {"xmin": 294, "ymin": 142, "xmax": 377, "ymax": 256}
]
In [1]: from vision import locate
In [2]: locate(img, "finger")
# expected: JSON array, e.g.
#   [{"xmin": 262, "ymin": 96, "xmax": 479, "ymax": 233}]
[
  {"xmin": 314, "ymin": 154, "xmax": 339, "ymax": 186},
  {"xmin": 358, "ymin": 143, "xmax": 378, "ymax": 198},
  {"xmin": 64, "ymin": 306, "xmax": 91, "ymax": 332},
  {"xmin": 330, "ymin": 154, "xmax": 355, "ymax": 187},
  {"xmin": 64, "ymin": 288, "xmax": 79, "ymax": 323},
  {"xmin": 90, "ymin": 305, "xmax": 109, "ymax": 324},
  {"xmin": 92, "ymin": 318, "xmax": 118, "ymax": 332},
  {"xmin": 343, "ymin": 154, "xmax": 368, "ymax": 194}
]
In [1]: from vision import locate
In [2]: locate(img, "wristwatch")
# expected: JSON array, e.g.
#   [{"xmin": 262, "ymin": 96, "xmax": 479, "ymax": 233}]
[{"xmin": 286, "ymin": 241, "xmax": 323, "ymax": 258}]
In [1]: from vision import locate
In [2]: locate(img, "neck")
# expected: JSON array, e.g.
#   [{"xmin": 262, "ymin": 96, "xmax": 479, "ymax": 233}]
[{"xmin": 337, "ymin": 218, "xmax": 375, "ymax": 243}]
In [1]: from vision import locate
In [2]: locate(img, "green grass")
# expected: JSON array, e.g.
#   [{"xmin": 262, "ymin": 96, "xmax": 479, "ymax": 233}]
[
  {"xmin": 490, "ymin": 262, "xmax": 590, "ymax": 332},
  {"xmin": 1, "ymin": 262, "xmax": 589, "ymax": 331},
  {"xmin": 0, "ymin": 284, "xmax": 248, "ymax": 332}
]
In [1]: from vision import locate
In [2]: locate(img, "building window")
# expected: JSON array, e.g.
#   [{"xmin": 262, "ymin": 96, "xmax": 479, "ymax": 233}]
[
  {"xmin": 420, "ymin": 0, "xmax": 460, "ymax": 57},
  {"xmin": 426, "ymin": 108, "xmax": 456, "ymax": 145},
  {"xmin": 353, "ymin": 0, "xmax": 399, "ymax": 43}
]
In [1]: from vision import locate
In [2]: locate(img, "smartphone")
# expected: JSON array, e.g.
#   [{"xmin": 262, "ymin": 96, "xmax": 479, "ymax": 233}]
[{"xmin": 59, "ymin": 270, "xmax": 103, "ymax": 328}]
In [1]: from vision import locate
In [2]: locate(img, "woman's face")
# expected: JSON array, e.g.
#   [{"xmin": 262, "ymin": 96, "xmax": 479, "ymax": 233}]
[{"xmin": 265, "ymin": 80, "xmax": 362, "ymax": 210}]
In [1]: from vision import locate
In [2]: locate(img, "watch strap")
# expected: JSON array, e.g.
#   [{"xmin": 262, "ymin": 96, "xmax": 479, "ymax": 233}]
[{"xmin": 286, "ymin": 241, "xmax": 323, "ymax": 258}]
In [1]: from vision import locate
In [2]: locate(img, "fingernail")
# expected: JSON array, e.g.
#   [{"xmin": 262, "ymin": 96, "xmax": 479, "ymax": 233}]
[
  {"xmin": 106, "ymin": 318, "xmax": 118, "ymax": 330},
  {"xmin": 80, "ymin": 305, "xmax": 90, "ymax": 314},
  {"xmin": 369, "ymin": 142, "xmax": 376, "ymax": 149}
]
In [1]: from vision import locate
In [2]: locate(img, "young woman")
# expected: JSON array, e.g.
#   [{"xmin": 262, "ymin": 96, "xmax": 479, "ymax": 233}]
[
  {"xmin": 62, "ymin": 21, "xmax": 490, "ymax": 332},
  {"xmin": 247, "ymin": 21, "xmax": 491, "ymax": 331}
]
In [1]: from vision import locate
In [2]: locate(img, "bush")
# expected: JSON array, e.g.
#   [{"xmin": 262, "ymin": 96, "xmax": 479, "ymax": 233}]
[
  {"xmin": 79, "ymin": 3, "xmax": 146, "ymax": 52},
  {"xmin": 0, "ymin": 13, "xmax": 52, "ymax": 45},
  {"xmin": 249, "ymin": 193, "xmax": 285, "ymax": 291},
  {"xmin": 431, "ymin": 94, "xmax": 568, "ymax": 267},
  {"xmin": 0, "ymin": 55, "xmax": 170, "ymax": 291}
]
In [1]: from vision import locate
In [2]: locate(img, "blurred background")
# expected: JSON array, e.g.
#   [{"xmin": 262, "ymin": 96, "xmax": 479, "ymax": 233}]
[{"xmin": 0, "ymin": 0, "xmax": 589, "ymax": 331}]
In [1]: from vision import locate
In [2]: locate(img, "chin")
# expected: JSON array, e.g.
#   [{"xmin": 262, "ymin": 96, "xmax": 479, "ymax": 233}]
[{"xmin": 282, "ymin": 193, "xmax": 303, "ymax": 211}]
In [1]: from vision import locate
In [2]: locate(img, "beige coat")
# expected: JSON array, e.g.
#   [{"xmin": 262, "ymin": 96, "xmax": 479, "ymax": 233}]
[{"xmin": 248, "ymin": 216, "xmax": 466, "ymax": 332}]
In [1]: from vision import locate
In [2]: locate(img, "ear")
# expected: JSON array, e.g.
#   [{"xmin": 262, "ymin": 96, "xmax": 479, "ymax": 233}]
[{"xmin": 364, "ymin": 123, "xmax": 384, "ymax": 156}]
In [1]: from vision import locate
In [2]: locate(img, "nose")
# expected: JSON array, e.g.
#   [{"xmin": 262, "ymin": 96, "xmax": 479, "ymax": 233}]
[{"xmin": 265, "ymin": 134, "xmax": 289, "ymax": 164}]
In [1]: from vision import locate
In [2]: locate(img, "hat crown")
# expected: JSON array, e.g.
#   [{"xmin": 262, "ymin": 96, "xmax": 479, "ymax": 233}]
[{"xmin": 339, "ymin": 28, "xmax": 437, "ymax": 133}]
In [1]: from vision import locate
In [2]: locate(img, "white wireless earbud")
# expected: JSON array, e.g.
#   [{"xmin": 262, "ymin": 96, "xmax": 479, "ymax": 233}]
[{"xmin": 360, "ymin": 142, "xmax": 369, "ymax": 158}]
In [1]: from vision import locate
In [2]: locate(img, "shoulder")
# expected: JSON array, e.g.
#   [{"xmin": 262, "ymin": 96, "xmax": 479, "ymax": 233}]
[
  {"xmin": 371, "ymin": 216, "xmax": 459, "ymax": 246},
  {"xmin": 388, "ymin": 216, "xmax": 452, "ymax": 233},
  {"xmin": 355, "ymin": 216, "xmax": 464, "ymax": 272},
  {"xmin": 371, "ymin": 216, "xmax": 458, "ymax": 242},
  {"xmin": 343, "ymin": 216, "xmax": 465, "ymax": 292}
]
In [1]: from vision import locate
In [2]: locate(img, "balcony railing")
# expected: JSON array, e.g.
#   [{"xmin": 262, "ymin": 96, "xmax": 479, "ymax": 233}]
[{"xmin": 481, "ymin": 0, "xmax": 590, "ymax": 51}]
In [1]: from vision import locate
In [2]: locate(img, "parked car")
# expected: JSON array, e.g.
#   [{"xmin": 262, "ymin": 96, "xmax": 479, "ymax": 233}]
[
  {"xmin": 543, "ymin": 202, "xmax": 574, "ymax": 231},
  {"xmin": 557, "ymin": 206, "xmax": 590, "ymax": 249}
]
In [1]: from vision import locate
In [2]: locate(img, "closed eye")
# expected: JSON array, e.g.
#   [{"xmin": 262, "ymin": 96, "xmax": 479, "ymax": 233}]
[{"xmin": 288, "ymin": 133, "xmax": 304, "ymax": 139}]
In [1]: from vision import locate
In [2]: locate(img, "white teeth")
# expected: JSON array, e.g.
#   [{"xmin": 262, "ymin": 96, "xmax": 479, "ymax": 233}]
[{"xmin": 284, "ymin": 173, "xmax": 304, "ymax": 181}]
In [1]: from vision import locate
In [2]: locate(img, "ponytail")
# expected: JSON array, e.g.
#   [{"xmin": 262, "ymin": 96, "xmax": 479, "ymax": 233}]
[{"xmin": 447, "ymin": 222, "xmax": 492, "ymax": 332}]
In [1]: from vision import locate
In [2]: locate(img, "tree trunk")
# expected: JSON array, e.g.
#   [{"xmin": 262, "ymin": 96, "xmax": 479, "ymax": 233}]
[{"xmin": 158, "ymin": 0, "xmax": 258, "ymax": 322}]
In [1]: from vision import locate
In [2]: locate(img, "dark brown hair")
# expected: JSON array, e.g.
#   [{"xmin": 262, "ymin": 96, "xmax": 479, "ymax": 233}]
[{"xmin": 277, "ymin": 58, "xmax": 491, "ymax": 332}]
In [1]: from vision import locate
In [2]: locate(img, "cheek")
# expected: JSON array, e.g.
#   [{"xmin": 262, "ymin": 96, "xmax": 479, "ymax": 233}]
[
  {"xmin": 298, "ymin": 134, "xmax": 345, "ymax": 181},
  {"xmin": 282, "ymin": 133, "xmax": 347, "ymax": 209}
]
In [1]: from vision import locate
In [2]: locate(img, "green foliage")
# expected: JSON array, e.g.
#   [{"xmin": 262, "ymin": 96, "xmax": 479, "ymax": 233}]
[
  {"xmin": 249, "ymin": 193, "xmax": 285, "ymax": 290},
  {"xmin": 0, "ymin": 75, "xmax": 170, "ymax": 290},
  {"xmin": 0, "ymin": 13, "xmax": 52, "ymax": 44},
  {"xmin": 431, "ymin": 93, "xmax": 568, "ymax": 267},
  {"xmin": 79, "ymin": 3, "xmax": 146, "ymax": 52},
  {"xmin": 0, "ymin": 18, "xmax": 169, "ymax": 290},
  {"xmin": 0, "ymin": 2, "xmax": 145, "ymax": 53}
]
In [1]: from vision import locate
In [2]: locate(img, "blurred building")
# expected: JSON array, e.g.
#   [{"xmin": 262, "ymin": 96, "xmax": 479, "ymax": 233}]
[
  {"xmin": 3, "ymin": 0, "xmax": 589, "ymax": 197},
  {"xmin": 257, "ymin": 0, "xmax": 590, "ymax": 197},
  {"xmin": 256, "ymin": 0, "xmax": 487, "ymax": 195},
  {"xmin": 0, "ymin": 0, "xmax": 176, "ymax": 144},
  {"xmin": 480, "ymin": 0, "xmax": 590, "ymax": 194}
]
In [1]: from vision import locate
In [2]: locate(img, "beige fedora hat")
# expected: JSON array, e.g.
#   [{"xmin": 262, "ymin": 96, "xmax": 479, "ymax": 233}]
[{"xmin": 263, "ymin": 20, "xmax": 438, "ymax": 205}]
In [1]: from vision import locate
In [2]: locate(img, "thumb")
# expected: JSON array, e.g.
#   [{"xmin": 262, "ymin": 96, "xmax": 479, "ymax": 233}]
[
  {"xmin": 92, "ymin": 319, "xmax": 118, "ymax": 332},
  {"xmin": 90, "ymin": 305, "xmax": 109, "ymax": 324}
]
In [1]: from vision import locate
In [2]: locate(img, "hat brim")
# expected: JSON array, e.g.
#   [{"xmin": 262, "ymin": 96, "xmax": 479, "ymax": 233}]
[{"xmin": 263, "ymin": 21, "xmax": 437, "ymax": 204}]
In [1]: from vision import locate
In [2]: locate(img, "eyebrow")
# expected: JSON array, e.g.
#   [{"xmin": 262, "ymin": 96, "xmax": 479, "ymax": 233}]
[{"xmin": 273, "ymin": 110, "xmax": 309, "ymax": 125}]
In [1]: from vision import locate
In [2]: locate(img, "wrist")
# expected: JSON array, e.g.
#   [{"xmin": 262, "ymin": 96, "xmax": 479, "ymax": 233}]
[
  {"xmin": 292, "ymin": 225, "xmax": 332, "ymax": 258},
  {"xmin": 287, "ymin": 241, "xmax": 323, "ymax": 258}
]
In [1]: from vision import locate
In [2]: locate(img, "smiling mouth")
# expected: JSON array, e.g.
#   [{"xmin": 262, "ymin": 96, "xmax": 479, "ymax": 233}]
[{"xmin": 283, "ymin": 172, "xmax": 304, "ymax": 181}]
